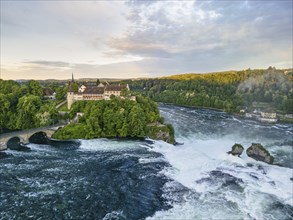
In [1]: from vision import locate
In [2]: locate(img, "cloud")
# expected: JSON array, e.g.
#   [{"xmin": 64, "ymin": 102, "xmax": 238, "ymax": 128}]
[
  {"xmin": 106, "ymin": 0, "xmax": 292, "ymax": 71},
  {"xmin": 1, "ymin": 59, "xmax": 147, "ymax": 80},
  {"xmin": 1, "ymin": 1, "xmax": 131, "ymax": 65},
  {"xmin": 1, "ymin": 0, "xmax": 292, "ymax": 80},
  {"xmin": 108, "ymin": 1, "xmax": 224, "ymax": 56},
  {"xmin": 24, "ymin": 60, "xmax": 71, "ymax": 68}
]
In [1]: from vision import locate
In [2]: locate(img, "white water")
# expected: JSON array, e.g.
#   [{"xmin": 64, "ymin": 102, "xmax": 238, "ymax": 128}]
[
  {"xmin": 5, "ymin": 105, "xmax": 291, "ymax": 219},
  {"xmin": 145, "ymin": 138, "xmax": 292, "ymax": 219},
  {"xmin": 78, "ymin": 138, "xmax": 141, "ymax": 152},
  {"xmin": 74, "ymin": 106, "xmax": 293, "ymax": 219},
  {"xmin": 144, "ymin": 105, "xmax": 293, "ymax": 220}
]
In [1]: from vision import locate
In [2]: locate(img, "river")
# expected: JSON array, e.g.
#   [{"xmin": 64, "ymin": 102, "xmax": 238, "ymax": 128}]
[{"xmin": 0, "ymin": 104, "xmax": 292, "ymax": 219}]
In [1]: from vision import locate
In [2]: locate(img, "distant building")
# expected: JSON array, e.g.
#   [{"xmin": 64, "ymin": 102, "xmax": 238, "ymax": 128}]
[
  {"xmin": 67, "ymin": 74, "xmax": 135, "ymax": 109},
  {"xmin": 259, "ymin": 110, "xmax": 277, "ymax": 123},
  {"xmin": 285, "ymin": 114, "xmax": 293, "ymax": 119},
  {"xmin": 43, "ymin": 88, "xmax": 56, "ymax": 99}
]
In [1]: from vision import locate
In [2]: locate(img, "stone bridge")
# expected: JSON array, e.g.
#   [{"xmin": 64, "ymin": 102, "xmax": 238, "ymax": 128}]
[{"xmin": 0, "ymin": 125, "xmax": 64, "ymax": 151}]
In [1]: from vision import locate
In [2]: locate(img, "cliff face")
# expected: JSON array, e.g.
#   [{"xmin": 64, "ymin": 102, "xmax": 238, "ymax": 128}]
[
  {"xmin": 146, "ymin": 123, "xmax": 175, "ymax": 144},
  {"xmin": 246, "ymin": 143, "xmax": 274, "ymax": 164}
]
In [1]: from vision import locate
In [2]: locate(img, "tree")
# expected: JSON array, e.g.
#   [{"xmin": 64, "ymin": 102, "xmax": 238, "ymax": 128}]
[
  {"xmin": 52, "ymin": 96, "xmax": 174, "ymax": 142},
  {"xmin": 103, "ymin": 108, "xmax": 116, "ymax": 136},
  {"xmin": 55, "ymin": 86, "xmax": 67, "ymax": 100},
  {"xmin": 72, "ymin": 83, "xmax": 79, "ymax": 93},
  {"xmin": 36, "ymin": 111, "xmax": 51, "ymax": 127},
  {"xmin": 0, "ymin": 94, "xmax": 10, "ymax": 132},
  {"xmin": 36, "ymin": 103, "xmax": 58, "ymax": 126},
  {"xmin": 28, "ymin": 80, "xmax": 43, "ymax": 97},
  {"xmin": 120, "ymin": 88, "xmax": 130, "ymax": 97},
  {"xmin": 128, "ymin": 105, "xmax": 145, "ymax": 137},
  {"xmin": 16, "ymin": 95, "xmax": 42, "ymax": 129}
]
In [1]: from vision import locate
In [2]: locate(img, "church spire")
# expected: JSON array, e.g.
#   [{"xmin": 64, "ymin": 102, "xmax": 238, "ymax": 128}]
[{"xmin": 72, "ymin": 72, "xmax": 74, "ymax": 82}]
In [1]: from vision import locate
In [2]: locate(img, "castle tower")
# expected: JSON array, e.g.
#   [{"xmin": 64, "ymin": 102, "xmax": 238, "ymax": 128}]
[{"xmin": 67, "ymin": 74, "xmax": 75, "ymax": 109}]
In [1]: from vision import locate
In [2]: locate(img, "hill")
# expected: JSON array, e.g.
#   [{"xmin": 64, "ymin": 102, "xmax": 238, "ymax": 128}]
[{"xmin": 125, "ymin": 67, "xmax": 293, "ymax": 114}]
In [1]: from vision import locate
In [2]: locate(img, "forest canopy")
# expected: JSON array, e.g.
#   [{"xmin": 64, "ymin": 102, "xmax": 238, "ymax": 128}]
[
  {"xmin": 125, "ymin": 68, "xmax": 293, "ymax": 114},
  {"xmin": 0, "ymin": 79, "xmax": 58, "ymax": 133},
  {"xmin": 52, "ymin": 96, "xmax": 175, "ymax": 143}
]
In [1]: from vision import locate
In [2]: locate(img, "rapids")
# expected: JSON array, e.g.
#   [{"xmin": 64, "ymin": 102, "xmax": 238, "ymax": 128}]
[{"xmin": 0, "ymin": 104, "xmax": 292, "ymax": 219}]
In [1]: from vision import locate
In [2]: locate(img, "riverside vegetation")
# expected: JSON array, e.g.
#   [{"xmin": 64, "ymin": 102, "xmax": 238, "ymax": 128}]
[
  {"xmin": 124, "ymin": 67, "xmax": 293, "ymax": 114},
  {"xmin": 52, "ymin": 96, "xmax": 175, "ymax": 143},
  {"xmin": 0, "ymin": 79, "xmax": 174, "ymax": 143},
  {"xmin": 0, "ymin": 79, "xmax": 58, "ymax": 133},
  {"xmin": 1, "ymin": 67, "xmax": 292, "ymax": 137}
]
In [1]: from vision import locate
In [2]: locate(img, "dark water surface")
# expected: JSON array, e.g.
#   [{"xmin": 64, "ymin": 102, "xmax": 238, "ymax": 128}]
[{"xmin": 0, "ymin": 140, "xmax": 171, "ymax": 219}]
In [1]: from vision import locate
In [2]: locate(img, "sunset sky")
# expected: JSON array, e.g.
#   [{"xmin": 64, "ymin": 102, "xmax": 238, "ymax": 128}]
[{"xmin": 1, "ymin": 0, "xmax": 292, "ymax": 80}]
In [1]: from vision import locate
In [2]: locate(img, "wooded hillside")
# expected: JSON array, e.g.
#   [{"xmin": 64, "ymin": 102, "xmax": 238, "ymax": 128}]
[{"xmin": 125, "ymin": 68, "xmax": 293, "ymax": 113}]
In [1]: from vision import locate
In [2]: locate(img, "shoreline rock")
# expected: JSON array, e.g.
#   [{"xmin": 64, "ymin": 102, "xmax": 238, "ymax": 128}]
[
  {"xmin": 227, "ymin": 144, "xmax": 244, "ymax": 157},
  {"xmin": 246, "ymin": 143, "xmax": 274, "ymax": 164},
  {"xmin": 7, "ymin": 143, "xmax": 31, "ymax": 152}
]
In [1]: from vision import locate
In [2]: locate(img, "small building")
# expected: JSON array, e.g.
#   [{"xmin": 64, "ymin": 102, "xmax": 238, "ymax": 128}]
[
  {"xmin": 260, "ymin": 111, "xmax": 277, "ymax": 119},
  {"xmin": 285, "ymin": 114, "xmax": 293, "ymax": 119},
  {"xmin": 259, "ymin": 110, "xmax": 277, "ymax": 123},
  {"xmin": 104, "ymin": 84, "xmax": 129, "ymax": 100},
  {"xmin": 43, "ymin": 88, "xmax": 56, "ymax": 99}
]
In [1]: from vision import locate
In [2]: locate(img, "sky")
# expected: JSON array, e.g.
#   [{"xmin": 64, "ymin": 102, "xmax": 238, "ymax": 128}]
[{"xmin": 1, "ymin": 0, "xmax": 292, "ymax": 80}]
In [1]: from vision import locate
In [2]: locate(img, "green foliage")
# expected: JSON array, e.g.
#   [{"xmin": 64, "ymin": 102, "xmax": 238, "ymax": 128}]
[
  {"xmin": 28, "ymin": 80, "xmax": 43, "ymax": 97},
  {"xmin": 0, "ymin": 80, "xmax": 60, "ymax": 132},
  {"xmin": 52, "ymin": 96, "xmax": 175, "ymax": 142},
  {"xmin": 146, "ymin": 123, "xmax": 175, "ymax": 143},
  {"xmin": 55, "ymin": 86, "xmax": 68, "ymax": 100},
  {"xmin": 120, "ymin": 88, "xmax": 130, "ymax": 97},
  {"xmin": 0, "ymin": 93, "xmax": 11, "ymax": 132},
  {"xmin": 52, "ymin": 124, "xmax": 89, "ymax": 139},
  {"xmin": 16, "ymin": 95, "xmax": 42, "ymax": 129},
  {"xmin": 237, "ymin": 68, "xmax": 293, "ymax": 113},
  {"xmin": 0, "ymin": 79, "xmax": 21, "ymax": 94},
  {"xmin": 125, "ymin": 68, "xmax": 292, "ymax": 114},
  {"xmin": 72, "ymin": 83, "xmax": 79, "ymax": 93}
]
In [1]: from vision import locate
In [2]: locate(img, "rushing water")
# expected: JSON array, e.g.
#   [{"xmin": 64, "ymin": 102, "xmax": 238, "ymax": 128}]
[{"xmin": 0, "ymin": 104, "xmax": 292, "ymax": 219}]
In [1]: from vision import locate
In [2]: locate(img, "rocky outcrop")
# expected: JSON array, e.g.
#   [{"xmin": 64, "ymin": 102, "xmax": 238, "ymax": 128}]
[
  {"xmin": 227, "ymin": 144, "xmax": 244, "ymax": 157},
  {"xmin": 146, "ymin": 123, "xmax": 175, "ymax": 144},
  {"xmin": 8, "ymin": 143, "xmax": 31, "ymax": 152},
  {"xmin": 0, "ymin": 152, "xmax": 11, "ymax": 159},
  {"xmin": 246, "ymin": 143, "xmax": 274, "ymax": 164}
]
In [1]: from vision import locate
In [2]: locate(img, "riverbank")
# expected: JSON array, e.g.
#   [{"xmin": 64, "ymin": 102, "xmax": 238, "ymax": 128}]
[
  {"xmin": 158, "ymin": 102, "xmax": 226, "ymax": 113},
  {"xmin": 159, "ymin": 102, "xmax": 293, "ymax": 124}
]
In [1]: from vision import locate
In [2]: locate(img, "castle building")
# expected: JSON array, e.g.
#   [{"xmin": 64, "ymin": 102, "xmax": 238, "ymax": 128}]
[{"xmin": 67, "ymin": 74, "xmax": 133, "ymax": 109}]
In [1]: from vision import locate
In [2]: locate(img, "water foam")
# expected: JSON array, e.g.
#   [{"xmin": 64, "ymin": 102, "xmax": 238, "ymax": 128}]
[
  {"xmin": 78, "ymin": 139, "xmax": 140, "ymax": 152},
  {"xmin": 146, "ymin": 135, "xmax": 293, "ymax": 219}
]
